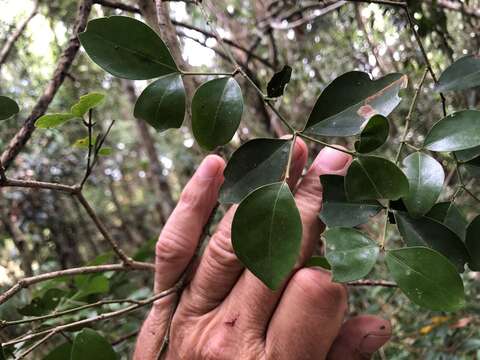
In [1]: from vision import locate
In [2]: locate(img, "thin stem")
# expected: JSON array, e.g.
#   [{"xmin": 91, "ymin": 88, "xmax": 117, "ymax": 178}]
[
  {"xmin": 0, "ymin": 263, "xmax": 152, "ymax": 306},
  {"xmin": 380, "ymin": 209, "xmax": 389, "ymax": 250},
  {"xmin": 0, "ymin": 178, "xmax": 77, "ymax": 193},
  {"xmin": 347, "ymin": 280, "xmax": 398, "ymax": 287},
  {"xmin": 405, "ymin": 6, "xmax": 447, "ymax": 116},
  {"xmin": 463, "ymin": 186, "xmax": 480, "ymax": 204},
  {"xmin": 297, "ymin": 133, "xmax": 356, "ymax": 156},
  {"xmin": 3, "ymin": 285, "xmax": 181, "ymax": 348},
  {"xmin": 80, "ymin": 109, "xmax": 94, "ymax": 188},
  {"xmin": 2, "ymin": 298, "xmax": 144, "ymax": 328},
  {"xmin": 16, "ymin": 330, "xmax": 57, "ymax": 359},
  {"xmin": 348, "ymin": 0, "xmax": 407, "ymax": 6},
  {"xmin": 284, "ymin": 134, "xmax": 297, "ymax": 181},
  {"xmin": 394, "ymin": 68, "xmax": 429, "ymax": 163},
  {"xmin": 181, "ymin": 70, "xmax": 236, "ymax": 76}
]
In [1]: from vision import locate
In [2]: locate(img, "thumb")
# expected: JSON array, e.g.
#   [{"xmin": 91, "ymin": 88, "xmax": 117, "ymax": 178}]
[{"xmin": 327, "ymin": 315, "xmax": 392, "ymax": 359}]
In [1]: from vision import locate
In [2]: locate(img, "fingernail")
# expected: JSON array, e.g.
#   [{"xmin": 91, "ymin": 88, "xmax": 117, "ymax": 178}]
[
  {"xmin": 358, "ymin": 319, "xmax": 391, "ymax": 354},
  {"xmin": 313, "ymin": 147, "xmax": 350, "ymax": 174},
  {"xmin": 197, "ymin": 155, "xmax": 224, "ymax": 180}
]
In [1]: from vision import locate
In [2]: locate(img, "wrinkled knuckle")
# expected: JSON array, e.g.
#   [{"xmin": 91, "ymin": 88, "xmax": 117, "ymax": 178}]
[
  {"xmin": 208, "ymin": 229, "xmax": 236, "ymax": 268},
  {"xmin": 200, "ymin": 333, "xmax": 232, "ymax": 360},
  {"xmin": 292, "ymin": 268, "xmax": 347, "ymax": 310},
  {"xmin": 156, "ymin": 230, "xmax": 192, "ymax": 265}
]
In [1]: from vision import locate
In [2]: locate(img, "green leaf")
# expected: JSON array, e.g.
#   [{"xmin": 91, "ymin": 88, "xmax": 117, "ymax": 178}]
[
  {"xmin": 134, "ymin": 73, "xmax": 186, "ymax": 132},
  {"xmin": 324, "ymin": 228, "xmax": 379, "ymax": 282},
  {"xmin": 304, "ymin": 71, "xmax": 407, "ymax": 136},
  {"xmin": 395, "ymin": 211, "xmax": 470, "ymax": 272},
  {"xmin": 73, "ymin": 136, "xmax": 93, "ymax": 149},
  {"xmin": 426, "ymin": 202, "xmax": 468, "ymax": 241},
  {"xmin": 466, "ymin": 215, "xmax": 480, "ymax": 271},
  {"xmin": 71, "ymin": 329, "xmax": 116, "ymax": 360},
  {"xmin": 304, "ymin": 256, "xmax": 331, "ymax": 270},
  {"xmin": 79, "ymin": 16, "xmax": 178, "ymax": 80},
  {"xmin": 192, "ymin": 77, "xmax": 243, "ymax": 150},
  {"xmin": 319, "ymin": 175, "xmax": 383, "ymax": 227},
  {"xmin": 436, "ymin": 55, "xmax": 480, "ymax": 93},
  {"xmin": 401, "ymin": 152, "xmax": 444, "ymax": 217},
  {"xmin": 18, "ymin": 288, "xmax": 65, "ymax": 316},
  {"xmin": 35, "ymin": 113, "xmax": 77, "ymax": 128},
  {"xmin": 424, "ymin": 110, "xmax": 480, "ymax": 152},
  {"xmin": 72, "ymin": 274, "xmax": 110, "ymax": 299},
  {"xmin": 0, "ymin": 95, "xmax": 19, "ymax": 120},
  {"xmin": 455, "ymin": 145, "xmax": 480, "ymax": 162},
  {"xmin": 98, "ymin": 147, "xmax": 112, "ymax": 156},
  {"xmin": 43, "ymin": 342, "xmax": 73, "ymax": 360},
  {"xmin": 71, "ymin": 92, "xmax": 105, "ymax": 117},
  {"xmin": 219, "ymin": 138, "xmax": 291, "ymax": 204},
  {"xmin": 354, "ymin": 114, "xmax": 389, "ymax": 153},
  {"xmin": 232, "ymin": 182, "xmax": 302, "ymax": 290},
  {"xmin": 386, "ymin": 247, "xmax": 465, "ymax": 311},
  {"xmin": 463, "ymin": 156, "xmax": 480, "ymax": 177},
  {"xmin": 345, "ymin": 156, "xmax": 409, "ymax": 201},
  {"xmin": 267, "ymin": 65, "xmax": 292, "ymax": 98}
]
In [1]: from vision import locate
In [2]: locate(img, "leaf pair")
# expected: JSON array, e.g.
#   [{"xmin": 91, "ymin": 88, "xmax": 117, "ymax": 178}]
[{"xmin": 35, "ymin": 93, "xmax": 105, "ymax": 128}]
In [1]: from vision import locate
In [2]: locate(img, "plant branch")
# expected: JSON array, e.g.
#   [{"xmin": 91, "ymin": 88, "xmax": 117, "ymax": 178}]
[
  {"xmin": 0, "ymin": 0, "xmax": 93, "ymax": 170},
  {"xmin": 16, "ymin": 329, "xmax": 58, "ymax": 359},
  {"xmin": 297, "ymin": 133, "xmax": 356, "ymax": 156},
  {"xmin": 2, "ymin": 285, "xmax": 180, "ymax": 348},
  {"xmin": 0, "ymin": 263, "xmax": 153, "ymax": 306},
  {"xmin": 347, "ymin": 280, "xmax": 398, "ymax": 287},
  {"xmin": 405, "ymin": 6, "xmax": 447, "ymax": 117}
]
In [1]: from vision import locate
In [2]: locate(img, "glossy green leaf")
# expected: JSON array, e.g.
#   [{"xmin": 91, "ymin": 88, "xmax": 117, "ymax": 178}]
[
  {"xmin": 71, "ymin": 329, "xmax": 116, "ymax": 360},
  {"xmin": 79, "ymin": 16, "xmax": 177, "ymax": 80},
  {"xmin": 304, "ymin": 256, "xmax": 331, "ymax": 270},
  {"xmin": 426, "ymin": 202, "xmax": 468, "ymax": 240},
  {"xmin": 402, "ymin": 152, "xmax": 444, "ymax": 217},
  {"xmin": 436, "ymin": 55, "xmax": 480, "ymax": 92},
  {"xmin": 72, "ymin": 136, "xmax": 92, "ymax": 149},
  {"xmin": 35, "ymin": 113, "xmax": 77, "ymax": 128},
  {"xmin": 72, "ymin": 274, "xmax": 110, "ymax": 299},
  {"xmin": 43, "ymin": 342, "xmax": 73, "ymax": 360},
  {"xmin": 324, "ymin": 228, "xmax": 379, "ymax": 282},
  {"xmin": 71, "ymin": 92, "xmax": 105, "ymax": 117},
  {"xmin": 304, "ymin": 71, "xmax": 407, "ymax": 136},
  {"xmin": 192, "ymin": 77, "xmax": 243, "ymax": 150},
  {"xmin": 219, "ymin": 138, "xmax": 291, "ymax": 204},
  {"xmin": 395, "ymin": 211, "xmax": 469, "ymax": 272},
  {"xmin": 98, "ymin": 147, "xmax": 112, "ymax": 156},
  {"xmin": 267, "ymin": 65, "xmax": 292, "ymax": 98},
  {"xmin": 0, "ymin": 95, "xmax": 19, "ymax": 120},
  {"xmin": 345, "ymin": 156, "xmax": 409, "ymax": 201},
  {"xmin": 455, "ymin": 145, "xmax": 480, "ymax": 162},
  {"xmin": 354, "ymin": 115, "xmax": 389, "ymax": 153},
  {"xmin": 232, "ymin": 182, "xmax": 302, "ymax": 290},
  {"xmin": 319, "ymin": 175, "xmax": 383, "ymax": 227},
  {"xmin": 18, "ymin": 288, "xmax": 65, "ymax": 316},
  {"xmin": 134, "ymin": 73, "xmax": 186, "ymax": 132},
  {"xmin": 386, "ymin": 247, "xmax": 465, "ymax": 311},
  {"xmin": 424, "ymin": 110, "xmax": 480, "ymax": 152},
  {"xmin": 466, "ymin": 215, "xmax": 480, "ymax": 271}
]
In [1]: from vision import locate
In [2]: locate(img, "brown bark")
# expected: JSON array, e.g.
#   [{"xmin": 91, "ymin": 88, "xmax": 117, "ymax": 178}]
[{"xmin": 0, "ymin": 0, "xmax": 93, "ymax": 170}]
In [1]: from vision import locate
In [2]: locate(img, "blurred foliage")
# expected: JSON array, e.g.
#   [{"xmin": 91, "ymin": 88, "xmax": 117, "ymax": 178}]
[{"xmin": 0, "ymin": 0, "xmax": 480, "ymax": 358}]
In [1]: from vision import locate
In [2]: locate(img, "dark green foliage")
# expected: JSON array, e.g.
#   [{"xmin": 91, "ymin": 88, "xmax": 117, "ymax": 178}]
[
  {"xmin": 267, "ymin": 65, "xmax": 292, "ymax": 98},
  {"xmin": 191, "ymin": 77, "xmax": 244, "ymax": 150},
  {"xmin": 0, "ymin": 96, "xmax": 19, "ymax": 120},
  {"xmin": 436, "ymin": 55, "xmax": 480, "ymax": 92},
  {"xmin": 354, "ymin": 114, "xmax": 390, "ymax": 153}
]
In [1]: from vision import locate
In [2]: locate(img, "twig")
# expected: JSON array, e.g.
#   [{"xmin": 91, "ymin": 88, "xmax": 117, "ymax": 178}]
[
  {"xmin": 2, "ymin": 298, "xmax": 147, "ymax": 328},
  {"xmin": 75, "ymin": 192, "xmax": 136, "ymax": 265},
  {"xmin": 0, "ymin": 0, "xmax": 93, "ymax": 170},
  {"xmin": 347, "ymin": 280, "xmax": 398, "ymax": 287},
  {"xmin": 405, "ymin": 6, "xmax": 447, "ymax": 117},
  {"xmin": 2, "ymin": 285, "xmax": 181, "ymax": 348},
  {"xmin": 297, "ymin": 133, "xmax": 356, "ymax": 156},
  {"xmin": 111, "ymin": 330, "xmax": 139, "ymax": 346},
  {"xmin": 394, "ymin": 68, "xmax": 429, "ymax": 163},
  {"xmin": 16, "ymin": 330, "xmax": 57, "ymax": 359},
  {"xmin": 80, "ymin": 109, "xmax": 95, "ymax": 188},
  {"xmin": 0, "ymin": 178, "xmax": 77, "ymax": 193},
  {"xmin": 0, "ymin": 263, "xmax": 153, "ymax": 306},
  {"xmin": 348, "ymin": 0, "xmax": 407, "ymax": 6}
]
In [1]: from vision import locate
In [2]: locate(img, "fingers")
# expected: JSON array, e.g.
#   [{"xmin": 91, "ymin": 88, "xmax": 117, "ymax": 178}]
[
  {"xmin": 154, "ymin": 155, "xmax": 225, "ymax": 292},
  {"xmin": 266, "ymin": 268, "xmax": 348, "ymax": 359},
  {"xmin": 227, "ymin": 147, "xmax": 352, "ymax": 331},
  {"xmin": 180, "ymin": 139, "xmax": 308, "ymax": 315},
  {"xmin": 327, "ymin": 315, "xmax": 391, "ymax": 360},
  {"xmin": 134, "ymin": 155, "xmax": 225, "ymax": 360}
]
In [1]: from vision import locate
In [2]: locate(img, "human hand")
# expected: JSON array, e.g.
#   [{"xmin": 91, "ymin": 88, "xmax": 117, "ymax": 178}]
[{"xmin": 134, "ymin": 140, "xmax": 391, "ymax": 359}]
